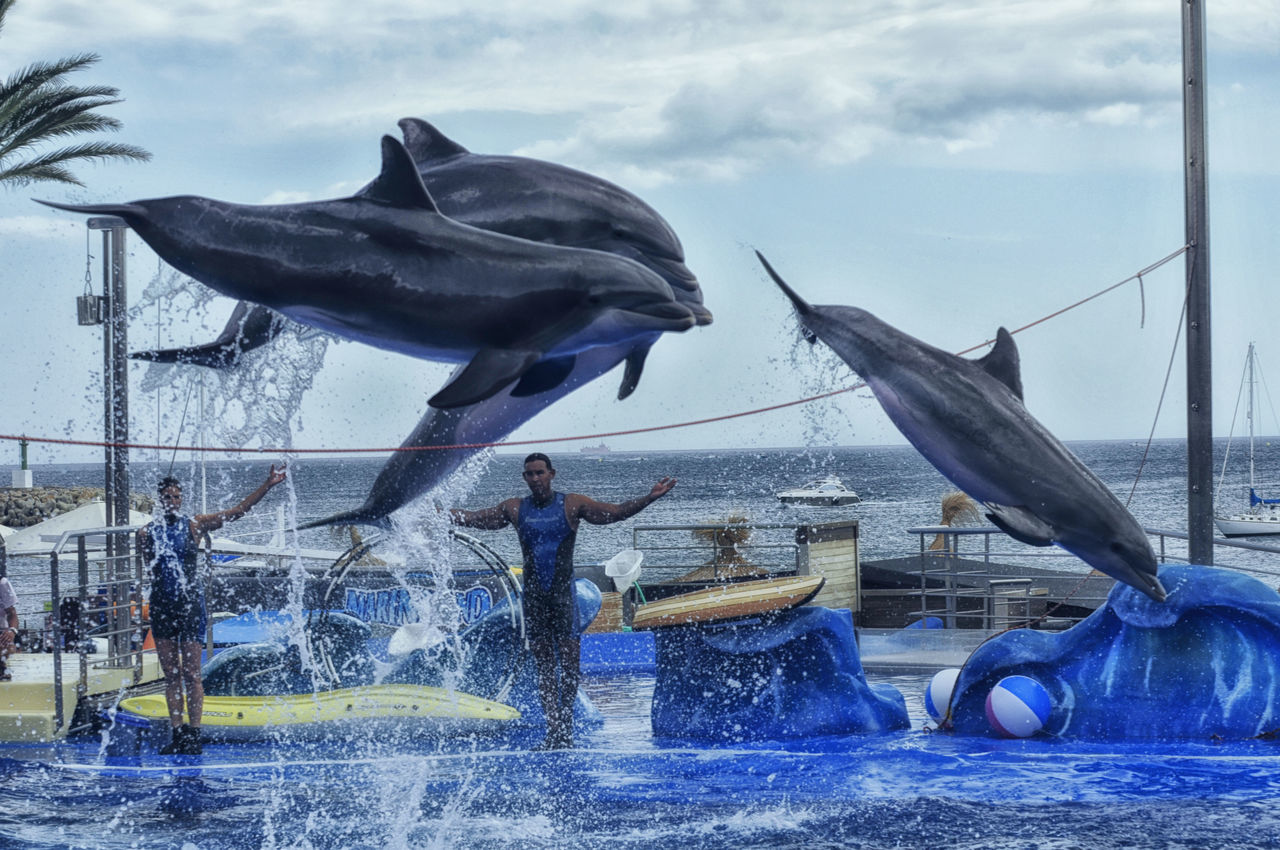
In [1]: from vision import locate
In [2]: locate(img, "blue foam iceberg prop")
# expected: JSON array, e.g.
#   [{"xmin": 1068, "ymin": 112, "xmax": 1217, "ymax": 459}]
[
  {"xmin": 651, "ymin": 605, "xmax": 909, "ymax": 741},
  {"xmin": 205, "ymin": 581, "xmax": 604, "ymax": 734},
  {"xmin": 949, "ymin": 564, "xmax": 1280, "ymax": 740},
  {"xmin": 386, "ymin": 578, "xmax": 603, "ymax": 731}
]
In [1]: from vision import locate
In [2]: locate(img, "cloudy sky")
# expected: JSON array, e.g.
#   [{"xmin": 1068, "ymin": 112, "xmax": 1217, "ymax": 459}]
[{"xmin": 1, "ymin": 0, "xmax": 1278, "ymax": 465}]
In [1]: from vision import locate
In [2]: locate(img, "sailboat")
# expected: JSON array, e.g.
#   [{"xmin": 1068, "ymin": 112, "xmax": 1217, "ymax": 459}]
[{"xmin": 1213, "ymin": 343, "xmax": 1280, "ymax": 537}]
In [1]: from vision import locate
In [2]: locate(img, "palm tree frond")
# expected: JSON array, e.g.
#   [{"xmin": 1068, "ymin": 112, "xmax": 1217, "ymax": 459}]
[{"xmin": 0, "ymin": 6, "xmax": 148, "ymax": 190}]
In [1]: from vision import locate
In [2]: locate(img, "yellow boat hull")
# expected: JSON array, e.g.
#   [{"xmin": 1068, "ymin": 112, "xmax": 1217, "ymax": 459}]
[{"xmin": 118, "ymin": 684, "xmax": 520, "ymax": 741}]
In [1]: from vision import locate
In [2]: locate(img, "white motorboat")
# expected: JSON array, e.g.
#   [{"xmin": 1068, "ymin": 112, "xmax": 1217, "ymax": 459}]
[
  {"xmin": 1214, "ymin": 343, "xmax": 1280, "ymax": 537},
  {"xmin": 776, "ymin": 475, "xmax": 861, "ymax": 506}
]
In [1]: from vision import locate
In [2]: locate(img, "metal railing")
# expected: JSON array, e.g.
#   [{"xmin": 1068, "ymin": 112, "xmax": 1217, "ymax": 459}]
[{"xmin": 901, "ymin": 525, "xmax": 1280, "ymax": 631}]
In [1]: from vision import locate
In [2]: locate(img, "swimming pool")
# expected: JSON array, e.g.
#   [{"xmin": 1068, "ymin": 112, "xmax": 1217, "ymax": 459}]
[{"xmin": 3, "ymin": 672, "xmax": 1280, "ymax": 849}]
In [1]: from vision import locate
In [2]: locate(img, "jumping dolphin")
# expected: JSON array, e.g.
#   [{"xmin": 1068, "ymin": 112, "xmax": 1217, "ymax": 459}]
[
  {"xmin": 758, "ymin": 251, "xmax": 1166, "ymax": 602},
  {"xmin": 300, "ymin": 344, "xmax": 638, "ymax": 528},
  {"xmin": 40, "ymin": 136, "xmax": 699, "ymax": 408},
  {"xmin": 132, "ymin": 116, "xmax": 710, "ymax": 397}
]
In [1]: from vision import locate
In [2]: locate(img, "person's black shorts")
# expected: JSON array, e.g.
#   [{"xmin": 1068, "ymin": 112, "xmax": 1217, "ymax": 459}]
[
  {"xmin": 149, "ymin": 594, "xmax": 207, "ymax": 644},
  {"xmin": 522, "ymin": 585, "xmax": 575, "ymax": 644}
]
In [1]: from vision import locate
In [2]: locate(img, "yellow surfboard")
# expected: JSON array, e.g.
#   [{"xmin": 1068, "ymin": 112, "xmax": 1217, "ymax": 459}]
[
  {"xmin": 631, "ymin": 575, "xmax": 826, "ymax": 630},
  {"xmin": 118, "ymin": 684, "xmax": 519, "ymax": 740}
]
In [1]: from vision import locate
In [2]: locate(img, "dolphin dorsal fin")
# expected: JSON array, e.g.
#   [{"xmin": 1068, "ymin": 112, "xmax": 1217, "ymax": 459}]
[
  {"xmin": 361, "ymin": 136, "xmax": 441, "ymax": 213},
  {"xmin": 398, "ymin": 117, "xmax": 470, "ymax": 163},
  {"xmin": 975, "ymin": 327, "xmax": 1023, "ymax": 401}
]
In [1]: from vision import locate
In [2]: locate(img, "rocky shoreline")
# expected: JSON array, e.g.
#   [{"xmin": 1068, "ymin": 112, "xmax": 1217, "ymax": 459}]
[{"xmin": 0, "ymin": 487, "xmax": 154, "ymax": 529}]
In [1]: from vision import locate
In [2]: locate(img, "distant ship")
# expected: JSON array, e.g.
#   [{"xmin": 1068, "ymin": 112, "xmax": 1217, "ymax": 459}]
[{"xmin": 580, "ymin": 442, "xmax": 612, "ymax": 456}]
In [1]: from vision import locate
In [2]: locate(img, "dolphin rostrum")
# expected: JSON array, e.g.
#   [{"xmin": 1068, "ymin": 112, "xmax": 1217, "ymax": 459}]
[
  {"xmin": 40, "ymin": 135, "xmax": 698, "ymax": 408},
  {"xmin": 758, "ymin": 251, "xmax": 1166, "ymax": 602},
  {"xmin": 132, "ymin": 116, "xmax": 710, "ymax": 399}
]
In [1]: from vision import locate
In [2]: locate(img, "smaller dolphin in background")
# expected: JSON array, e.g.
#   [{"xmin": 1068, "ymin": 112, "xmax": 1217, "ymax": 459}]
[
  {"xmin": 41, "ymin": 136, "xmax": 699, "ymax": 409},
  {"xmin": 758, "ymin": 251, "xmax": 1166, "ymax": 602}
]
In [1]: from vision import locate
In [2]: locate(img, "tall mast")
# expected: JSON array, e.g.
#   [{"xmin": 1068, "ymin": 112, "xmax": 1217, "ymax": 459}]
[
  {"xmin": 1247, "ymin": 343, "xmax": 1256, "ymax": 492},
  {"xmin": 1184, "ymin": 0, "xmax": 1213, "ymax": 564}
]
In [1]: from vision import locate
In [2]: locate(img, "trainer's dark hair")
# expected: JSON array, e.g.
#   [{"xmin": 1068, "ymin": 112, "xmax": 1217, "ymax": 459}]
[
  {"xmin": 523, "ymin": 452, "xmax": 554, "ymax": 472},
  {"xmin": 157, "ymin": 476, "xmax": 182, "ymax": 494}
]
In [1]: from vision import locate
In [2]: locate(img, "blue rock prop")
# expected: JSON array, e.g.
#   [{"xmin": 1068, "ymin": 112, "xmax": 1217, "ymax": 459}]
[
  {"xmin": 651, "ymin": 605, "xmax": 909, "ymax": 741},
  {"xmin": 948, "ymin": 564, "xmax": 1280, "ymax": 740}
]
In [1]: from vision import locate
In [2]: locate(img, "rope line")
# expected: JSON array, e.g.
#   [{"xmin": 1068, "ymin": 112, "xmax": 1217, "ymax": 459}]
[{"xmin": 1, "ymin": 246, "xmax": 1189, "ymax": 457}]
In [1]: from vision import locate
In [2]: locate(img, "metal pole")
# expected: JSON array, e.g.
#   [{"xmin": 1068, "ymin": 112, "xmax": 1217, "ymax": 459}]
[
  {"xmin": 109, "ymin": 224, "xmax": 129, "ymax": 534},
  {"xmin": 1183, "ymin": 0, "xmax": 1213, "ymax": 564},
  {"xmin": 99, "ymin": 229, "xmax": 113, "ymax": 532},
  {"xmin": 89, "ymin": 217, "xmax": 130, "ymax": 554}
]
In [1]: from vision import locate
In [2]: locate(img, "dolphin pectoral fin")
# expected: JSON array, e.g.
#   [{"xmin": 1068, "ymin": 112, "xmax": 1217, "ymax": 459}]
[
  {"xmin": 429, "ymin": 348, "xmax": 542, "ymax": 409},
  {"xmin": 984, "ymin": 504, "xmax": 1056, "ymax": 547},
  {"xmin": 617, "ymin": 347, "xmax": 650, "ymax": 400},
  {"xmin": 511, "ymin": 355, "xmax": 577, "ymax": 397},
  {"xmin": 975, "ymin": 327, "xmax": 1023, "ymax": 400}
]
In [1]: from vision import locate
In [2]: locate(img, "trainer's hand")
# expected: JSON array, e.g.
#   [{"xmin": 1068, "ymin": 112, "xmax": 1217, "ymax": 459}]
[{"xmin": 649, "ymin": 477, "xmax": 677, "ymax": 502}]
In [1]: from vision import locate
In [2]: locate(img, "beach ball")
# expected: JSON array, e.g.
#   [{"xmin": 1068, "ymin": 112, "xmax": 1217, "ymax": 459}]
[
  {"xmin": 924, "ymin": 668, "xmax": 962, "ymax": 724},
  {"xmin": 985, "ymin": 675, "xmax": 1052, "ymax": 738}
]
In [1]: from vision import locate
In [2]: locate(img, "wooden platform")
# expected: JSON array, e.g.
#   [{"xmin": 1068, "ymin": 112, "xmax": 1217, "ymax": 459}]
[{"xmin": 0, "ymin": 651, "xmax": 165, "ymax": 742}]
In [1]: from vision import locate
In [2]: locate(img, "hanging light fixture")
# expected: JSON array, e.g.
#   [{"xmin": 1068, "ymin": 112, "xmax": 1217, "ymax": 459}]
[{"xmin": 76, "ymin": 225, "xmax": 104, "ymax": 326}]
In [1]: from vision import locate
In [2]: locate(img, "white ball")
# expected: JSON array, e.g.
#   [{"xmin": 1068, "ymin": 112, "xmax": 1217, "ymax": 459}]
[{"xmin": 924, "ymin": 668, "xmax": 962, "ymax": 723}]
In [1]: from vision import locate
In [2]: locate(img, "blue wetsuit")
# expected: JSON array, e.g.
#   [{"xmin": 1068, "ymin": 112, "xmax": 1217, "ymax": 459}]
[
  {"xmin": 516, "ymin": 493, "xmax": 577, "ymax": 641},
  {"xmin": 143, "ymin": 514, "xmax": 208, "ymax": 643}
]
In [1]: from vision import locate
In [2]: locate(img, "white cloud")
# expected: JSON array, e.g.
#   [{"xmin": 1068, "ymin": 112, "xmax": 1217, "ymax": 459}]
[{"xmin": 7, "ymin": 0, "xmax": 1250, "ymax": 189}]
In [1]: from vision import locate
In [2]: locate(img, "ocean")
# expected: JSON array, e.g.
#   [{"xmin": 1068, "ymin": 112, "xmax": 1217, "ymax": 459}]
[{"xmin": 11, "ymin": 434, "xmax": 1278, "ymax": 571}]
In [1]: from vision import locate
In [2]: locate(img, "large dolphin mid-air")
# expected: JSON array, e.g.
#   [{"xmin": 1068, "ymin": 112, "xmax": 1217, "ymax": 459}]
[
  {"xmin": 131, "ymin": 116, "xmax": 710, "ymax": 398},
  {"xmin": 41, "ymin": 136, "xmax": 700, "ymax": 409},
  {"xmin": 757, "ymin": 251, "xmax": 1166, "ymax": 602}
]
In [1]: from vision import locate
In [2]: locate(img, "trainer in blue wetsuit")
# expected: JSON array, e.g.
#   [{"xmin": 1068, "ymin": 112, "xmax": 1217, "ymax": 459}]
[
  {"xmin": 138, "ymin": 464, "xmax": 287, "ymax": 756},
  {"xmin": 451, "ymin": 452, "xmax": 676, "ymax": 749}
]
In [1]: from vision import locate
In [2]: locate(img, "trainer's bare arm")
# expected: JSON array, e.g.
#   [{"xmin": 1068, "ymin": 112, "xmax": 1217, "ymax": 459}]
[
  {"xmin": 450, "ymin": 498, "xmax": 521, "ymax": 530},
  {"xmin": 193, "ymin": 464, "xmax": 288, "ymax": 535},
  {"xmin": 570, "ymin": 477, "xmax": 677, "ymax": 526}
]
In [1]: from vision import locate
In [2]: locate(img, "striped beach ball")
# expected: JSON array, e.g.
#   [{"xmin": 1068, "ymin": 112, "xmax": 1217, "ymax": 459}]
[
  {"xmin": 924, "ymin": 668, "xmax": 962, "ymax": 724},
  {"xmin": 985, "ymin": 675, "xmax": 1052, "ymax": 738}
]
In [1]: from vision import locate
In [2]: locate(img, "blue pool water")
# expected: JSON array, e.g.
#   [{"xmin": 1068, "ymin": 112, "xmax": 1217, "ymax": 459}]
[
  {"xmin": 4, "ymin": 672, "xmax": 1280, "ymax": 849},
  {"xmin": 8, "ymin": 444, "xmax": 1280, "ymax": 847}
]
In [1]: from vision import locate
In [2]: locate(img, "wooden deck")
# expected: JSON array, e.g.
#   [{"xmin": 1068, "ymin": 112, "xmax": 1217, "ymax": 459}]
[{"xmin": 0, "ymin": 650, "xmax": 165, "ymax": 742}]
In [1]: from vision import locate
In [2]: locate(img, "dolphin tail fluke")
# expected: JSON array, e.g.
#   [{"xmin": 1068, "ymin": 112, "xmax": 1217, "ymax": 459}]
[
  {"xmin": 131, "ymin": 302, "xmax": 284, "ymax": 369},
  {"xmin": 756, "ymin": 251, "xmax": 819, "ymax": 344},
  {"xmin": 35, "ymin": 199, "xmax": 146, "ymax": 218},
  {"xmin": 299, "ymin": 509, "xmax": 392, "ymax": 531},
  {"xmin": 130, "ymin": 345, "xmax": 234, "ymax": 368}
]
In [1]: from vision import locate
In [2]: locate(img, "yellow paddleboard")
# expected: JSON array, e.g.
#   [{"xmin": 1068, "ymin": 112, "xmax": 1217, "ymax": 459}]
[
  {"xmin": 631, "ymin": 575, "xmax": 825, "ymax": 630},
  {"xmin": 119, "ymin": 684, "xmax": 519, "ymax": 739}
]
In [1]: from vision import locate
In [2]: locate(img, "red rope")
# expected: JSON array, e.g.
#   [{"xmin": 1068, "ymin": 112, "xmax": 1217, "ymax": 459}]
[{"xmin": 0, "ymin": 246, "xmax": 1187, "ymax": 457}]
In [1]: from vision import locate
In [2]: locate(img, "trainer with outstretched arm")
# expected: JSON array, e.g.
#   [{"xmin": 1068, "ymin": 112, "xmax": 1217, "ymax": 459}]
[
  {"xmin": 450, "ymin": 452, "xmax": 675, "ymax": 749},
  {"xmin": 137, "ymin": 465, "xmax": 287, "ymax": 755}
]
